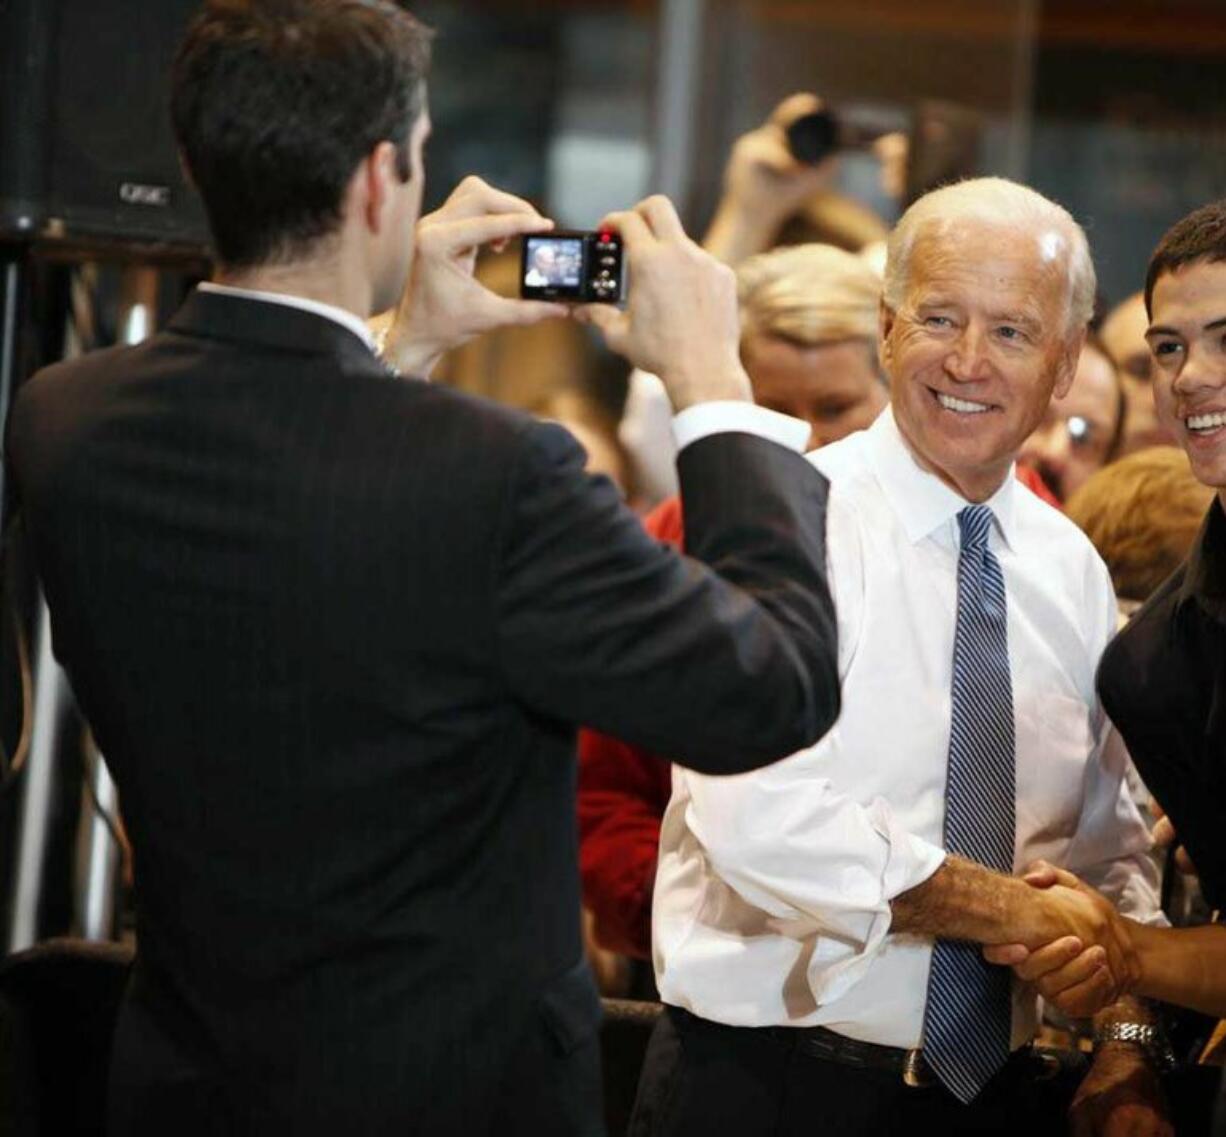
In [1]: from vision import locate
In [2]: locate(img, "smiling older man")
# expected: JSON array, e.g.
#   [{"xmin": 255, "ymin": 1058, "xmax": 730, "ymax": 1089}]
[{"xmin": 633, "ymin": 179, "xmax": 1168, "ymax": 1137}]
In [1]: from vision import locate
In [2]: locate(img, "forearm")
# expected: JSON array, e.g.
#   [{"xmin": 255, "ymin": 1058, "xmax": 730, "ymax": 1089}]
[
  {"xmin": 1132, "ymin": 921, "xmax": 1226, "ymax": 1017},
  {"xmin": 499, "ymin": 426, "xmax": 838, "ymax": 769},
  {"xmin": 1074, "ymin": 994, "xmax": 1172, "ymax": 1133},
  {"xmin": 890, "ymin": 854, "xmax": 1033, "ymax": 944},
  {"xmin": 702, "ymin": 201, "xmax": 778, "ymax": 267}
]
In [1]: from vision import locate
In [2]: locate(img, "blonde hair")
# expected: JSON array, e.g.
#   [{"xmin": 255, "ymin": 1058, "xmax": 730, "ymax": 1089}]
[
  {"xmin": 1065, "ymin": 447, "xmax": 1215, "ymax": 603},
  {"xmin": 737, "ymin": 243, "xmax": 881, "ymax": 348},
  {"xmin": 883, "ymin": 177, "xmax": 1096, "ymax": 335}
]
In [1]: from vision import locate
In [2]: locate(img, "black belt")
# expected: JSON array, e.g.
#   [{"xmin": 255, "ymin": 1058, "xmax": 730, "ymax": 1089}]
[
  {"xmin": 798, "ymin": 1026, "xmax": 940, "ymax": 1087},
  {"xmin": 800, "ymin": 1029, "xmax": 1067, "ymax": 1090},
  {"xmin": 671, "ymin": 1009, "xmax": 1059, "ymax": 1090}
]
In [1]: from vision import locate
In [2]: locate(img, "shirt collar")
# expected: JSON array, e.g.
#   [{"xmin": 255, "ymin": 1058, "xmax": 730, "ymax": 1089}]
[
  {"xmin": 198, "ymin": 282, "xmax": 376, "ymax": 354},
  {"xmin": 1177, "ymin": 496, "xmax": 1226, "ymax": 624},
  {"xmin": 866, "ymin": 406, "xmax": 1019, "ymax": 551}
]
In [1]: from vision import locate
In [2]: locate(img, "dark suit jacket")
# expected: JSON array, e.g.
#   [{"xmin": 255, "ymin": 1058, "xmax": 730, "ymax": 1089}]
[{"xmin": 7, "ymin": 289, "xmax": 838, "ymax": 1136}]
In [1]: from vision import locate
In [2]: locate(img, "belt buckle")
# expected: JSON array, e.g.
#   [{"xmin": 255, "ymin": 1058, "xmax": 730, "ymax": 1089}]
[{"xmin": 902, "ymin": 1049, "xmax": 932, "ymax": 1088}]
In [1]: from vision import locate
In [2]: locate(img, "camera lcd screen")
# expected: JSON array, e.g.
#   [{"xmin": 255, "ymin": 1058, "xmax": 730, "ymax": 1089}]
[{"xmin": 523, "ymin": 236, "xmax": 584, "ymax": 289}]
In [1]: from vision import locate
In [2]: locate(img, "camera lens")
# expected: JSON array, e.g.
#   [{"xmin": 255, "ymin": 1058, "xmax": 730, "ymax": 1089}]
[{"xmin": 785, "ymin": 110, "xmax": 839, "ymax": 165}]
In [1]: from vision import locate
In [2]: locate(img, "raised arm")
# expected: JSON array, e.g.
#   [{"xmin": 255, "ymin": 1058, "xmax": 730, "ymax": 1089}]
[{"xmin": 497, "ymin": 194, "xmax": 840, "ymax": 771}]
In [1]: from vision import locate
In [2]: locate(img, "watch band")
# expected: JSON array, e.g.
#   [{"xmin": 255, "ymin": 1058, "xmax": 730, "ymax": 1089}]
[{"xmin": 1093, "ymin": 1021, "xmax": 1177, "ymax": 1071}]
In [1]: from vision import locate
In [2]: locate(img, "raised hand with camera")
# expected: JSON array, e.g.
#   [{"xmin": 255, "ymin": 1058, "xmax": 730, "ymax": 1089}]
[
  {"xmin": 380, "ymin": 175, "xmax": 569, "ymax": 378},
  {"xmin": 701, "ymin": 92, "xmax": 842, "ymax": 267},
  {"xmin": 574, "ymin": 194, "xmax": 753, "ymax": 411}
]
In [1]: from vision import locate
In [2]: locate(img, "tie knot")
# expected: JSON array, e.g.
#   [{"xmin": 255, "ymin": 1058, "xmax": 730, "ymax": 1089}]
[{"xmin": 957, "ymin": 505, "xmax": 993, "ymax": 553}]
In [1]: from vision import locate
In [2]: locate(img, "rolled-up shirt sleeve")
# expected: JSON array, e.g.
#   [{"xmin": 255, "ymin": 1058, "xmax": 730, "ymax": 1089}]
[{"xmin": 679, "ymin": 761, "xmax": 947, "ymax": 1003}]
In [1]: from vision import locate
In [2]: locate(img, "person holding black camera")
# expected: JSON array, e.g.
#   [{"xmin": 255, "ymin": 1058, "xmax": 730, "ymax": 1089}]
[
  {"xmin": 6, "ymin": 3, "xmax": 843, "ymax": 1134},
  {"xmin": 702, "ymin": 92, "xmax": 898, "ymax": 268}
]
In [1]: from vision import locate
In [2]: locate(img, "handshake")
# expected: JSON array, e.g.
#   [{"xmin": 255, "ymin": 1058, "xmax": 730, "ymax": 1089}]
[{"xmin": 983, "ymin": 861, "xmax": 1141, "ymax": 1018}]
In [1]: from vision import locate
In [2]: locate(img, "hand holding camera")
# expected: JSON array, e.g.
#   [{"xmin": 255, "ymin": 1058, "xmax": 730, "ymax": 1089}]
[
  {"xmin": 703, "ymin": 92, "xmax": 842, "ymax": 266},
  {"xmin": 520, "ymin": 230, "xmax": 625, "ymax": 303},
  {"xmin": 573, "ymin": 194, "xmax": 751, "ymax": 412},
  {"xmin": 382, "ymin": 175, "xmax": 568, "ymax": 378}
]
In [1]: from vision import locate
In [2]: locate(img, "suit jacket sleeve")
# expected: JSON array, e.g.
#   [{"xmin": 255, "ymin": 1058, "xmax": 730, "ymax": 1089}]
[{"xmin": 495, "ymin": 421, "xmax": 839, "ymax": 774}]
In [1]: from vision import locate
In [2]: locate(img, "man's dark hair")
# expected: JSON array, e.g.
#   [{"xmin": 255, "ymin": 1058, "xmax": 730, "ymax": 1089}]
[
  {"xmin": 1145, "ymin": 199, "xmax": 1226, "ymax": 318},
  {"xmin": 171, "ymin": 0, "xmax": 432, "ymax": 267}
]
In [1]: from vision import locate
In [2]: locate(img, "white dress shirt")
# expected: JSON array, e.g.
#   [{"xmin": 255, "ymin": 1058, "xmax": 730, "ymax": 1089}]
[
  {"xmin": 197, "ymin": 283, "xmax": 809, "ymax": 456},
  {"xmin": 654, "ymin": 407, "xmax": 1162, "ymax": 1050}
]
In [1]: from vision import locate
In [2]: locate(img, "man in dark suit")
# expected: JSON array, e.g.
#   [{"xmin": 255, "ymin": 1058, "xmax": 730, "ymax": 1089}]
[{"xmin": 6, "ymin": 3, "xmax": 839, "ymax": 1134}]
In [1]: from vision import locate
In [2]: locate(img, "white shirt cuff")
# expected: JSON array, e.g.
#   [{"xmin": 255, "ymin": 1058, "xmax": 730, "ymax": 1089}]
[{"xmin": 672, "ymin": 402, "xmax": 810, "ymax": 454}]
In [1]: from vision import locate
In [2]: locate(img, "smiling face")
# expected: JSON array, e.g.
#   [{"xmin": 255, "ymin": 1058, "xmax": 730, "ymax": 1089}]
[
  {"xmin": 1146, "ymin": 259, "xmax": 1226, "ymax": 500},
  {"xmin": 880, "ymin": 221, "xmax": 1082, "ymax": 502}
]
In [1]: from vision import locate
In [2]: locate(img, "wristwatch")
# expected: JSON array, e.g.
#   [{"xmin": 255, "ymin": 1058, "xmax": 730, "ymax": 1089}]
[{"xmin": 1093, "ymin": 1021, "xmax": 1177, "ymax": 1071}]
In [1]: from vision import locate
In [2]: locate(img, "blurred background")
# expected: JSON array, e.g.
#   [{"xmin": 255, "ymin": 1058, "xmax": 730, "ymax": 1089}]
[{"xmin": 411, "ymin": 0, "xmax": 1226, "ymax": 447}]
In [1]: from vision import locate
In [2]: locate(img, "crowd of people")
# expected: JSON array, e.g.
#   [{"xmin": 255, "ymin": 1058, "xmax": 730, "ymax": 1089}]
[
  {"xmin": 7, "ymin": 2, "xmax": 1226, "ymax": 1136},
  {"xmin": 573, "ymin": 88, "xmax": 1226, "ymax": 1137}
]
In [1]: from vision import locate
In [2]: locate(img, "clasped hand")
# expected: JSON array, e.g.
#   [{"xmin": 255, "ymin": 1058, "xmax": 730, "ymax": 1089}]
[{"xmin": 986, "ymin": 861, "xmax": 1140, "ymax": 1017}]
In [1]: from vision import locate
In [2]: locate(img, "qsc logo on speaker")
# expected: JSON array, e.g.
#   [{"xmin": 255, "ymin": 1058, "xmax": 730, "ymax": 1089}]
[{"xmin": 118, "ymin": 182, "xmax": 172, "ymax": 208}]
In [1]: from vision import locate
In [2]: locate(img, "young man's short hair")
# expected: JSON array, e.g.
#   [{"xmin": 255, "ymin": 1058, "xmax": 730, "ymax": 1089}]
[
  {"xmin": 171, "ymin": 0, "xmax": 432, "ymax": 268},
  {"xmin": 1144, "ymin": 199, "xmax": 1226, "ymax": 317}
]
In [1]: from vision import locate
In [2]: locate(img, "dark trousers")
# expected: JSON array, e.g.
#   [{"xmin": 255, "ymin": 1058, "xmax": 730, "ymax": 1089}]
[{"xmin": 629, "ymin": 1007, "xmax": 1084, "ymax": 1137}]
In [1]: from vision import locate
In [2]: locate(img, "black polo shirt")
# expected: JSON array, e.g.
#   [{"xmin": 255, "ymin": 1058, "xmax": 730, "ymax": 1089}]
[{"xmin": 1098, "ymin": 497, "xmax": 1226, "ymax": 911}]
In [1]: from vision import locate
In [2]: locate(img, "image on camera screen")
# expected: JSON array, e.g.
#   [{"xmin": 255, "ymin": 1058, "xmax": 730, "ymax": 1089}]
[{"xmin": 523, "ymin": 236, "xmax": 584, "ymax": 288}]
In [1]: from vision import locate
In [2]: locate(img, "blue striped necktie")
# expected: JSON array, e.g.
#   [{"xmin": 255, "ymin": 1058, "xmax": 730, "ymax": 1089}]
[{"xmin": 921, "ymin": 504, "xmax": 1016, "ymax": 1104}]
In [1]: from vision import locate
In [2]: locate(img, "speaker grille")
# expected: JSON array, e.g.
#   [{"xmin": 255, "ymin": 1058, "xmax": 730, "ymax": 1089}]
[{"xmin": 1, "ymin": 0, "xmax": 209, "ymax": 256}]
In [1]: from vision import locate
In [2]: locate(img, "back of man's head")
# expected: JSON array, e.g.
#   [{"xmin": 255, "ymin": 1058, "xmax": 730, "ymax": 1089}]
[
  {"xmin": 171, "ymin": 0, "xmax": 432, "ymax": 268},
  {"xmin": 1145, "ymin": 198, "xmax": 1226, "ymax": 318},
  {"xmin": 883, "ymin": 177, "xmax": 1096, "ymax": 336}
]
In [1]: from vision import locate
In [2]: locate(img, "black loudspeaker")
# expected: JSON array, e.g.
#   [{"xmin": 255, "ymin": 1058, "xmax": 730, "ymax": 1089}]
[{"xmin": 0, "ymin": 0, "xmax": 210, "ymax": 258}]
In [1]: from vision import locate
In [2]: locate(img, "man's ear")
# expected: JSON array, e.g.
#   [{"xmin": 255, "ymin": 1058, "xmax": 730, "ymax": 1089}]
[
  {"xmin": 1052, "ymin": 327, "xmax": 1086, "ymax": 401},
  {"xmin": 358, "ymin": 141, "xmax": 400, "ymax": 234},
  {"xmin": 877, "ymin": 299, "xmax": 896, "ymax": 375}
]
